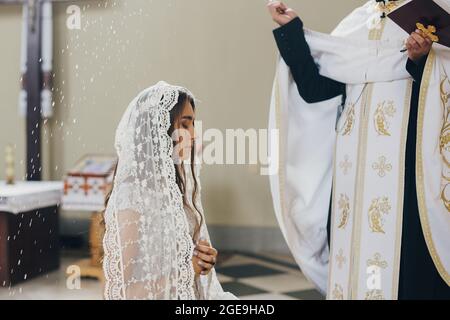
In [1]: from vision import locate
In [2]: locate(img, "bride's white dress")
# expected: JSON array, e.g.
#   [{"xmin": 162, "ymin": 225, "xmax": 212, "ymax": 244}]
[{"xmin": 102, "ymin": 81, "xmax": 236, "ymax": 300}]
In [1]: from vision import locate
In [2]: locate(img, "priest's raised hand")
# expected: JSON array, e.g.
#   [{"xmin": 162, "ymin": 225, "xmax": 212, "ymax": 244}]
[{"xmin": 267, "ymin": 1, "xmax": 297, "ymax": 26}]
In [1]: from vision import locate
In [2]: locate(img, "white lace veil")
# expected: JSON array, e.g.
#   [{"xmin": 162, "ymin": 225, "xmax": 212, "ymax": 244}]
[{"xmin": 103, "ymin": 81, "xmax": 235, "ymax": 300}]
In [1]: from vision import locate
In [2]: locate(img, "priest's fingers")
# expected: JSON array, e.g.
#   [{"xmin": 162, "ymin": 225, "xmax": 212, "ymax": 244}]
[
  {"xmin": 267, "ymin": 1, "xmax": 293, "ymax": 26},
  {"xmin": 411, "ymin": 32, "xmax": 427, "ymax": 48},
  {"xmin": 279, "ymin": 2, "xmax": 288, "ymax": 11},
  {"xmin": 285, "ymin": 8, "xmax": 298, "ymax": 19},
  {"xmin": 267, "ymin": 1, "xmax": 281, "ymax": 10},
  {"xmin": 405, "ymin": 41, "xmax": 412, "ymax": 51},
  {"xmin": 415, "ymin": 29, "xmax": 433, "ymax": 46},
  {"xmin": 268, "ymin": 1, "xmax": 283, "ymax": 15},
  {"xmin": 407, "ymin": 36, "xmax": 420, "ymax": 51}
]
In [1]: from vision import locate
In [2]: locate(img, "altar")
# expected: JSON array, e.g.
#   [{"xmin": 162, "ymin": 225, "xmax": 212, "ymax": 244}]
[{"xmin": 0, "ymin": 181, "xmax": 63, "ymax": 287}]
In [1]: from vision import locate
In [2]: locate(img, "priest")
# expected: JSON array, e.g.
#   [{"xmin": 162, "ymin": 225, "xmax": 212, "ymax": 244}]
[{"xmin": 267, "ymin": 0, "xmax": 450, "ymax": 299}]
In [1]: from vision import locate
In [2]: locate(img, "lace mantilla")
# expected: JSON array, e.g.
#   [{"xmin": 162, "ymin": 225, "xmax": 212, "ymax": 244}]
[{"xmin": 103, "ymin": 81, "xmax": 195, "ymax": 300}]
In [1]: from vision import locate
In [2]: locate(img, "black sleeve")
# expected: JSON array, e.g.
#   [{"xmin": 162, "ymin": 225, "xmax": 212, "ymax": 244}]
[
  {"xmin": 406, "ymin": 55, "xmax": 428, "ymax": 83},
  {"xmin": 273, "ymin": 17, "xmax": 345, "ymax": 104}
]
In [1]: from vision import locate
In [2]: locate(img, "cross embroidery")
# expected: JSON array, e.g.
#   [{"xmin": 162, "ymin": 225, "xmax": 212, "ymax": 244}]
[
  {"xmin": 339, "ymin": 155, "xmax": 352, "ymax": 175},
  {"xmin": 372, "ymin": 156, "xmax": 392, "ymax": 178},
  {"xmin": 336, "ymin": 249, "xmax": 346, "ymax": 269}
]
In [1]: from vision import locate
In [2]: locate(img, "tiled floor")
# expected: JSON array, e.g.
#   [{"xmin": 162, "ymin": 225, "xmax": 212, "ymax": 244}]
[
  {"xmin": 217, "ymin": 253, "xmax": 324, "ymax": 300},
  {"xmin": 0, "ymin": 251, "xmax": 324, "ymax": 300}
]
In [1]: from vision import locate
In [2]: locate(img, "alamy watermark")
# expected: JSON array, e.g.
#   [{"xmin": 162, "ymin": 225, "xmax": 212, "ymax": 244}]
[
  {"xmin": 66, "ymin": 5, "xmax": 81, "ymax": 30},
  {"xmin": 172, "ymin": 121, "xmax": 279, "ymax": 176},
  {"xmin": 66, "ymin": 265, "xmax": 81, "ymax": 290}
]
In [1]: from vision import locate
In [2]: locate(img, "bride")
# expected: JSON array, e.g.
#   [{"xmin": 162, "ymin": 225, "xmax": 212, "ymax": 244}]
[{"xmin": 102, "ymin": 81, "xmax": 236, "ymax": 300}]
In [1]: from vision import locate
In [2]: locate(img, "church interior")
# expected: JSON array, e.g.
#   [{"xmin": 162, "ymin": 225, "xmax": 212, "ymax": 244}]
[{"xmin": 0, "ymin": 0, "xmax": 361, "ymax": 300}]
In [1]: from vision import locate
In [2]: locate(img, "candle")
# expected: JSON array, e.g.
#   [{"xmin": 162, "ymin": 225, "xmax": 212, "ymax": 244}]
[{"xmin": 5, "ymin": 144, "xmax": 15, "ymax": 185}]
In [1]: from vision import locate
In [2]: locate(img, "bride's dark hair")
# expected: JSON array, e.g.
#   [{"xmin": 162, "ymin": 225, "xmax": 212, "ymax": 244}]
[
  {"xmin": 104, "ymin": 91, "xmax": 203, "ymax": 242},
  {"xmin": 167, "ymin": 91, "xmax": 203, "ymax": 242}
]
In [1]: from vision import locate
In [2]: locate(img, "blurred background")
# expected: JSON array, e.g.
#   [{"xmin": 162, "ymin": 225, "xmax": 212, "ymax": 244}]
[{"xmin": 0, "ymin": 0, "xmax": 361, "ymax": 300}]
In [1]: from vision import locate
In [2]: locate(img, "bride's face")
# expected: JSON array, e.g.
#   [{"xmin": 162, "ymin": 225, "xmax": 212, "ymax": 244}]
[{"xmin": 173, "ymin": 101, "xmax": 196, "ymax": 162}]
